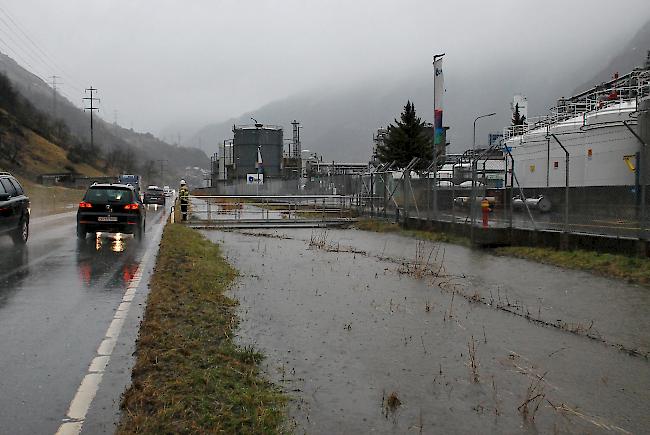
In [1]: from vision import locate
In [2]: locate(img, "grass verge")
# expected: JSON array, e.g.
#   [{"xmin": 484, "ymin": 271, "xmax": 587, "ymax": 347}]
[
  {"xmin": 494, "ymin": 246, "xmax": 650, "ymax": 286},
  {"xmin": 355, "ymin": 218, "xmax": 650, "ymax": 286},
  {"xmin": 18, "ymin": 177, "xmax": 84, "ymax": 217},
  {"xmin": 118, "ymin": 224, "xmax": 286, "ymax": 434}
]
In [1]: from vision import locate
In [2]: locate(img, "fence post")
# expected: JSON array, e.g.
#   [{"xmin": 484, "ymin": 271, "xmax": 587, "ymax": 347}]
[
  {"xmin": 508, "ymin": 154, "xmax": 514, "ymax": 231},
  {"xmin": 433, "ymin": 152, "xmax": 438, "ymax": 221},
  {"xmin": 624, "ymin": 119, "xmax": 648, "ymax": 248},
  {"xmin": 370, "ymin": 173, "xmax": 375, "ymax": 217},
  {"xmin": 403, "ymin": 169, "xmax": 410, "ymax": 224},
  {"xmin": 427, "ymin": 169, "xmax": 431, "ymax": 222},
  {"xmin": 383, "ymin": 173, "xmax": 388, "ymax": 217},
  {"xmin": 470, "ymin": 160, "xmax": 477, "ymax": 244},
  {"xmin": 451, "ymin": 162, "xmax": 456, "ymax": 225},
  {"xmin": 550, "ymin": 134, "xmax": 570, "ymax": 241}
]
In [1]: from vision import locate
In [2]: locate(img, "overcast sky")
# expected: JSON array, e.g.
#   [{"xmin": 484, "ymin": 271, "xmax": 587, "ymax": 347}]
[{"xmin": 2, "ymin": 0, "xmax": 650, "ymax": 141}]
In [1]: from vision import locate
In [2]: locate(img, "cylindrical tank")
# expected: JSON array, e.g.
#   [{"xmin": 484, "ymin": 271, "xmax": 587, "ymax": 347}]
[
  {"xmin": 525, "ymin": 196, "xmax": 552, "ymax": 213},
  {"xmin": 513, "ymin": 195, "xmax": 551, "ymax": 212},
  {"xmin": 233, "ymin": 125, "xmax": 283, "ymax": 179}
]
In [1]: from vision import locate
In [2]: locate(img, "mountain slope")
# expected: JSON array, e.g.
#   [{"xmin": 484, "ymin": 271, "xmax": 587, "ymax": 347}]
[
  {"xmin": 574, "ymin": 19, "xmax": 650, "ymax": 93},
  {"xmin": 0, "ymin": 107, "xmax": 104, "ymax": 179},
  {"xmin": 0, "ymin": 52, "xmax": 209, "ymax": 181}
]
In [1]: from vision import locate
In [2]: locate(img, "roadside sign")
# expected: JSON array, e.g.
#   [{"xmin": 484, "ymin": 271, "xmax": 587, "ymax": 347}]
[{"xmin": 247, "ymin": 173, "xmax": 264, "ymax": 184}]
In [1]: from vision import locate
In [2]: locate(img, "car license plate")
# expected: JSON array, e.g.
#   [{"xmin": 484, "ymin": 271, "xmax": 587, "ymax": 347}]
[{"xmin": 98, "ymin": 216, "xmax": 117, "ymax": 222}]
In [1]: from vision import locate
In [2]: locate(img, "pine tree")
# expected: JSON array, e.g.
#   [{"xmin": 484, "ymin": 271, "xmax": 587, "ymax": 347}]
[
  {"xmin": 512, "ymin": 103, "xmax": 526, "ymax": 126},
  {"xmin": 376, "ymin": 101, "xmax": 432, "ymax": 168}
]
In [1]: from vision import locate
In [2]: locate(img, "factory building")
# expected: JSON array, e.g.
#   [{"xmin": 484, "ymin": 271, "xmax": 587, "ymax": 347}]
[
  {"xmin": 233, "ymin": 123, "xmax": 283, "ymax": 179},
  {"xmin": 211, "ymin": 121, "xmax": 305, "ymax": 186}
]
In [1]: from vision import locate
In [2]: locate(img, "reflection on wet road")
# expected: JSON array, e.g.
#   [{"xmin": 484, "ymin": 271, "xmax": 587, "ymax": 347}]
[{"xmin": 0, "ymin": 207, "xmax": 167, "ymax": 435}]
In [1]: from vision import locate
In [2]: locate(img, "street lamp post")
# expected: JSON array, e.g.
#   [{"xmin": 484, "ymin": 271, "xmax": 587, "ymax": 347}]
[
  {"xmin": 470, "ymin": 112, "xmax": 496, "ymax": 243},
  {"xmin": 473, "ymin": 112, "xmax": 497, "ymax": 153}
]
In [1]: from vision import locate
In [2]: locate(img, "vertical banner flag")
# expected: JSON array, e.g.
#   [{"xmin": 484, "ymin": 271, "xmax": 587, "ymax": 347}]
[
  {"xmin": 433, "ymin": 56, "xmax": 444, "ymax": 146},
  {"xmin": 255, "ymin": 146, "xmax": 263, "ymax": 171},
  {"xmin": 255, "ymin": 145, "xmax": 264, "ymax": 184}
]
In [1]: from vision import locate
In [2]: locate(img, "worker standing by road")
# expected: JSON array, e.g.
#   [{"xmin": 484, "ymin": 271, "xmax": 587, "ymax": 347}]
[{"xmin": 179, "ymin": 179, "xmax": 189, "ymax": 221}]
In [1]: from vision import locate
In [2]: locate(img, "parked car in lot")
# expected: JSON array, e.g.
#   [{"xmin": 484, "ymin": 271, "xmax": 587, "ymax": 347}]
[
  {"xmin": 0, "ymin": 172, "xmax": 30, "ymax": 245},
  {"xmin": 76, "ymin": 183, "xmax": 145, "ymax": 240},
  {"xmin": 143, "ymin": 185, "xmax": 165, "ymax": 205}
]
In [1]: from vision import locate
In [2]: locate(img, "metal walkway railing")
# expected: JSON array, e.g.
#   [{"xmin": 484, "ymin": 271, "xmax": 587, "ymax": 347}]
[{"xmin": 181, "ymin": 195, "xmax": 358, "ymax": 228}]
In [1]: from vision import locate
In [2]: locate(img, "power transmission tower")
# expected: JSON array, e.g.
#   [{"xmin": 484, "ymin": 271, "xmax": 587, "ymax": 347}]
[
  {"xmin": 49, "ymin": 75, "xmax": 61, "ymax": 118},
  {"xmin": 83, "ymin": 86, "xmax": 99, "ymax": 148},
  {"xmin": 157, "ymin": 159, "xmax": 168, "ymax": 184}
]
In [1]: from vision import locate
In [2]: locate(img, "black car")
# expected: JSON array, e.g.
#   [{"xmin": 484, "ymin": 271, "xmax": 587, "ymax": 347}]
[
  {"xmin": 143, "ymin": 186, "xmax": 165, "ymax": 205},
  {"xmin": 76, "ymin": 183, "xmax": 145, "ymax": 240},
  {"xmin": 0, "ymin": 172, "xmax": 30, "ymax": 245}
]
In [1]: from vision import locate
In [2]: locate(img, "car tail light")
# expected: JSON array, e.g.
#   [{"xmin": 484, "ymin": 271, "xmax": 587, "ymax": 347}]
[
  {"xmin": 79, "ymin": 201, "xmax": 92, "ymax": 208},
  {"xmin": 124, "ymin": 203, "xmax": 139, "ymax": 210}
]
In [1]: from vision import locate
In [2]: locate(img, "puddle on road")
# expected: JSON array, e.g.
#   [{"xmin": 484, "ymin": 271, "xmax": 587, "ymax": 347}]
[{"xmin": 204, "ymin": 228, "xmax": 649, "ymax": 434}]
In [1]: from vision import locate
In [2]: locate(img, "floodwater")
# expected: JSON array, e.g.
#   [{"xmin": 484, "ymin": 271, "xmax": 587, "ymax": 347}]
[{"xmin": 203, "ymin": 228, "xmax": 650, "ymax": 434}]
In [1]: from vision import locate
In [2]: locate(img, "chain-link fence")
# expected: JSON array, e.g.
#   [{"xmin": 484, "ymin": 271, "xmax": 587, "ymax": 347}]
[
  {"xmin": 202, "ymin": 145, "xmax": 650, "ymax": 243},
  {"xmin": 354, "ymin": 154, "xmax": 650, "ymax": 244}
]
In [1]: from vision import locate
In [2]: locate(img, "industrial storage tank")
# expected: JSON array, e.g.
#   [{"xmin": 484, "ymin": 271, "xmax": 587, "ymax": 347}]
[{"xmin": 232, "ymin": 124, "xmax": 283, "ymax": 179}]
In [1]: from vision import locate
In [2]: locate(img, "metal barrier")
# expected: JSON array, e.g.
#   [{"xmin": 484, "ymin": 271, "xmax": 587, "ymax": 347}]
[{"xmin": 183, "ymin": 195, "xmax": 358, "ymax": 228}]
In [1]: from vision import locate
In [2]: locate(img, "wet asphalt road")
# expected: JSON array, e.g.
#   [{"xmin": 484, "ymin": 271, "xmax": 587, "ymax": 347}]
[{"xmin": 0, "ymin": 205, "xmax": 168, "ymax": 435}]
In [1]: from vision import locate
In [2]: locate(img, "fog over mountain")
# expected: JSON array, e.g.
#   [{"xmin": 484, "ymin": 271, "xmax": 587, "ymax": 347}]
[
  {"xmin": 189, "ymin": 19, "xmax": 650, "ymax": 162},
  {"xmin": 0, "ymin": 51, "xmax": 210, "ymax": 177},
  {"xmin": 4, "ymin": 1, "xmax": 650, "ymax": 164}
]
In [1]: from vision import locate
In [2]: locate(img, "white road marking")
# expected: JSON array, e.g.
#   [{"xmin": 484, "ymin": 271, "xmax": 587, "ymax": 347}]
[
  {"xmin": 88, "ymin": 356, "xmax": 110, "ymax": 373},
  {"xmin": 96, "ymin": 338, "xmax": 117, "ymax": 356},
  {"xmin": 55, "ymin": 220, "xmax": 166, "ymax": 435},
  {"xmin": 67, "ymin": 374, "xmax": 103, "ymax": 420}
]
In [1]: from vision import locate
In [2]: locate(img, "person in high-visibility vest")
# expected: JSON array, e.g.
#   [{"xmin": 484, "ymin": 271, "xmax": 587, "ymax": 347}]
[{"xmin": 179, "ymin": 179, "xmax": 189, "ymax": 221}]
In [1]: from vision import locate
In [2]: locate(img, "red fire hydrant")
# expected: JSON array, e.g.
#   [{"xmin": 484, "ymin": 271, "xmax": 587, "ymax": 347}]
[{"xmin": 481, "ymin": 198, "xmax": 490, "ymax": 228}]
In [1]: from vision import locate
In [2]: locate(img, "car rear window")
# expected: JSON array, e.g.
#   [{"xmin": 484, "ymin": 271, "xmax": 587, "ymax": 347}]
[
  {"xmin": 0, "ymin": 178, "xmax": 17, "ymax": 196},
  {"xmin": 147, "ymin": 188, "xmax": 163, "ymax": 193},
  {"xmin": 8, "ymin": 178, "xmax": 24, "ymax": 195},
  {"xmin": 85, "ymin": 187, "xmax": 133, "ymax": 204}
]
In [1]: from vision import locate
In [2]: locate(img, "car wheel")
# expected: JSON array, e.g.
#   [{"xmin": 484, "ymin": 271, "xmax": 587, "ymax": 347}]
[
  {"xmin": 76, "ymin": 224, "xmax": 86, "ymax": 239},
  {"xmin": 12, "ymin": 218, "xmax": 29, "ymax": 245}
]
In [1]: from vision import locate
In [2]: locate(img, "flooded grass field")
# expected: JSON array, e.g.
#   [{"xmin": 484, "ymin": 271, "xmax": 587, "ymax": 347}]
[{"xmin": 202, "ymin": 228, "xmax": 650, "ymax": 434}]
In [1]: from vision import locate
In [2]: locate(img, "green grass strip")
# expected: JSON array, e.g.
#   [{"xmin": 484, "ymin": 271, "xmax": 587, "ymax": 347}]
[
  {"xmin": 354, "ymin": 218, "xmax": 470, "ymax": 246},
  {"xmin": 118, "ymin": 224, "xmax": 286, "ymax": 434},
  {"xmin": 495, "ymin": 246, "xmax": 650, "ymax": 286},
  {"xmin": 355, "ymin": 218, "xmax": 650, "ymax": 286}
]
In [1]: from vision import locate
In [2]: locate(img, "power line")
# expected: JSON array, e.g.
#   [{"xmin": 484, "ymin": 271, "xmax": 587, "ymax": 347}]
[
  {"xmin": 0, "ymin": 4, "xmax": 85, "ymax": 86},
  {"xmin": 157, "ymin": 159, "xmax": 168, "ymax": 184},
  {"xmin": 0, "ymin": 34, "xmax": 45, "ymax": 81},
  {"xmin": 0, "ymin": 4, "xmax": 87, "ymax": 94},
  {"xmin": 49, "ymin": 75, "xmax": 61, "ymax": 117},
  {"xmin": 83, "ymin": 86, "xmax": 99, "ymax": 148},
  {"xmin": 0, "ymin": 14, "xmax": 51, "ymax": 77}
]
